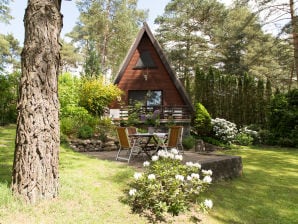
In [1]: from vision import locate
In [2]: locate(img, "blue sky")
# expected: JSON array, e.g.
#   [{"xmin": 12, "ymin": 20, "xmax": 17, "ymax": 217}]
[{"xmin": 0, "ymin": 0, "xmax": 170, "ymax": 44}]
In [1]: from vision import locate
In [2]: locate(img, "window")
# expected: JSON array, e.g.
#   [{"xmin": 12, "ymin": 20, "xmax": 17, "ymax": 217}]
[
  {"xmin": 134, "ymin": 51, "xmax": 157, "ymax": 69},
  {"xmin": 128, "ymin": 90, "xmax": 162, "ymax": 107}
]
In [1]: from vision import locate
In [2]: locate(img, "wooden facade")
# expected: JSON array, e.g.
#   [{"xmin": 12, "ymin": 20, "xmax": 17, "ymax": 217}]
[{"xmin": 110, "ymin": 23, "xmax": 194, "ymax": 122}]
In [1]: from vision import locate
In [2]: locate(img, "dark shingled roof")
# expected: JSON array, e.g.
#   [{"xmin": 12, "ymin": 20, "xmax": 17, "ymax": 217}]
[{"xmin": 114, "ymin": 22, "xmax": 194, "ymax": 112}]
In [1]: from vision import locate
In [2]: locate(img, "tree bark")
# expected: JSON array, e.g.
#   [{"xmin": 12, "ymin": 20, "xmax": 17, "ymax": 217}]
[
  {"xmin": 12, "ymin": 0, "xmax": 62, "ymax": 203},
  {"xmin": 290, "ymin": 0, "xmax": 298, "ymax": 83}
]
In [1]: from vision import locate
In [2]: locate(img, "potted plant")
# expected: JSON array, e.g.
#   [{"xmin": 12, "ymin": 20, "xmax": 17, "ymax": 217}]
[{"xmin": 140, "ymin": 109, "xmax": 160, "ymax": 133}]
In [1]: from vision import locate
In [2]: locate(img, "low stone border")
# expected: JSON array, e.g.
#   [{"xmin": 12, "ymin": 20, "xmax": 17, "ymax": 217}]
[{"xmin": 69, "ymin": 138, "xmax": 118, "ymax": 152}]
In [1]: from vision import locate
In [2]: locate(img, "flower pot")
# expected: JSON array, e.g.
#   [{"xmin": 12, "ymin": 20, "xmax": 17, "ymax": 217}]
[{"xmin": 148, "ymin": 127, "xmax": 155, "ymax": 134}]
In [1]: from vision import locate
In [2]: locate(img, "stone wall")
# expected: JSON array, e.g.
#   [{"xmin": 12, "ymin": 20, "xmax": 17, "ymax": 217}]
[
  {"xmin": 200, "ymin": 154, "xmax": 243, "ymax": 181},
  {"xmin": 69, "ymin": 137, "xmax": 118, "ymax": 152}
]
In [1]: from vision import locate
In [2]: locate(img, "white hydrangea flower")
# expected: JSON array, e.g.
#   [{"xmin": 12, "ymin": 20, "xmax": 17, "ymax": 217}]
[
  {"xmin": 157, "ymin": 150, "xmax": 166, "ymax": 157},
  {"xmin": 151, "ymin": 155, "xmax": 159, "ymax": 161},
  {"xmin": 191, "ymin": 173, "xmax": 200, "ymax": 179},
  {"xmin": 186, "ymin": 161, "xmax": 194, "ymax": 167},
  {"xmin": 186, "ymin": 161, "xmax": 201, "ymax": 169},
  {"xmin": 204, "ymin": 199, "xmax": 213, "ymax": 209},
  {"xmin": 174, "ymin": 154, "xmax": 183, "ymax": 161},
  {"xmin": 129, "ymin": 188, "xmax": 137, "ymax": 196},
  {"xmin": 134, "ymin": 172, "xmax": 142, "ymax": 180},
  {"xmin": 187, "ymin": 175, "xmax": 192, "ymax": 181},
  {"xmin": 193, "ymin": 163, "xmax": 201, "ymax": 169},
  {"xmin": 203, "ymin": 176, "xmax": 212, "ymax": 183},
  {"xmin": 202, "ymin": 169, "xmax": 213, "ymax": 176},
  {"xmin": 168, "ymin": 153, "xmax": 175, "ymax": 159},
  {"xmin": 170, "ymin": 148, "xmax": 179, "ymax": 155},
  {"xmin": 143, "ymin": 161, "xmax": 150, "ymax": 167},
  {"xmin": 148, "ymin": 174, "xmax": 156, "ymax": 180},
  {"xmin": 175, "ymin": 174, "xmax": 184, "ymax": 181}
]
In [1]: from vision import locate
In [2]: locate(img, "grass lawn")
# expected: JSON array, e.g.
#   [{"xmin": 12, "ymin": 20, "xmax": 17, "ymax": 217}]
[
  {"xmin": 1, "ymin": 125, "xmax": 298, "ymax": 223},
  {"xmin": 206, "ymin": 146, "xmax": 298, "ymax": 224}
]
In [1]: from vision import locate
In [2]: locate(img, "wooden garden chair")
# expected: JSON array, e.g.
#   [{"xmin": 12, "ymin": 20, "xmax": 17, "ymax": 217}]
[
  {"xmin": 115, "ymin": 127, "xmax": 141, "ymax": 163},
  {"xmin": 156, "ymin": 126, "xmax": 183, "ymax": 153}
]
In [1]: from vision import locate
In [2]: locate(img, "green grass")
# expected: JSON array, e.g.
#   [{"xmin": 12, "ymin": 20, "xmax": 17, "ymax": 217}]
[
  {"xmin": 1, "ymin": 125, "xmax": 298, "ymax": 223},
  {"xmin": 0, "ymin": 125, "xmax": 148, "ymax": 224},
  {"xmin": 205, "ymin": 146, "xmax": 298, "ymax": 224}
]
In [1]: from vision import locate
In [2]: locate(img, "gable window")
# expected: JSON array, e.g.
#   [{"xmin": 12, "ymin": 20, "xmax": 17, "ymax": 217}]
[
  {"xmin": 134, "ymin": 51, "xmax": 157, "ymax": 69},
  {"xmin": 128, "ymin": 90, "xmax": 162, "ymax": 107}
]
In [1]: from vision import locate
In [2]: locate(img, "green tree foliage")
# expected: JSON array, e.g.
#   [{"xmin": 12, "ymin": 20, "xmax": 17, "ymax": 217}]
[
  {"xmin": 212, "ymin": 5, "xmax": 287, "ymax": 79},
  {"xmin": 0, "ymin": 72, "xmax": 19, "ymax": 125},
  {"xmin": 193, "ymin": 102, "xmax": 212, "ymax": 136},
  {"xmin": 59, "ymin": 73, "xmax": 97, "ymax": 137},
  {"xmin": 79, "ymin": 77, "xmax": 122, "ymax": 116},
  {"xmin": 155, "ymin": 0, "xmax": 294, "ymax": 92},
  {"xmin": 59, "ymin": 72, "xmax": 83, "ymax": 117},
  {"xmin": 68, "ymin": 0, "xmax": 147, "ymax": 78},
  {"xmin": 0, "ymin": 33, "xmax": 21, "ymax": 73},
  {"xmin": 0, "ymin": 0, "xmax": 12, "ymax": 23},
  {"xmin": 249, "ymin": 0, "xmax": 298, "ymax": 89},
  {"xmin": 194, "ymin": 68, "xmax": 272, "ymax": 127},
  {"xmin": 60, "ymin": 39, "xmax": 82, "ymax": 73},
  {"xmin": 268, "ymin": 89, "xmax": 298, "ymax": 147},
  {"xmin": 155, "ymin": 0, "xmax": 226, "ymax": 93}
]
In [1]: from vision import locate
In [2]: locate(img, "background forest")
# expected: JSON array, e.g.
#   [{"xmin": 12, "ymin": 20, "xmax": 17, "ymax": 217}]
[{"xmin": 0, "ymin": 0, "xmax": 297, "ymax": 147}]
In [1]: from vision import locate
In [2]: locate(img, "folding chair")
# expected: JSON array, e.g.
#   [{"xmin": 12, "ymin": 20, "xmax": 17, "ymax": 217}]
[
  {"xmin": 115, "ymin": 127, "xmax": 141, "ymax": 163},
  {"xmin": 157, "ymin": 126, "xmax": 182, "ymax": 153},
  {"xmin": 126, "ymin": 126, "xmax": 137, "ymax": 135},
  {"xmin": 177, "ymin": 126, "xmax": 184, "ymax": 154}
]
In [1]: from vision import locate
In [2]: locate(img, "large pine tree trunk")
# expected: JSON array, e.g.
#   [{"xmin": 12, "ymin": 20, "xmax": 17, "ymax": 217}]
[
  {"xmin": 12, "ymin": 0, "xmax": 62, "ymax": 203},
  {"xmin": 290, "ymin": 0, "xmax": 298, "ymax": 83}
]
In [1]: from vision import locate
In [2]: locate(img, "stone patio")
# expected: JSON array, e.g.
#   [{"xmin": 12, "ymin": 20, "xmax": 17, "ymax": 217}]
[{"xmin": 81, "ymin": 150, "xmax": 243, "ymax": 181}]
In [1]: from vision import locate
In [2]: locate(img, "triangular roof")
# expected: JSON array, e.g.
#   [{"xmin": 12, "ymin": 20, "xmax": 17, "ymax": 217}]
[{"xmin": 114, "ymin": 22, "xmax": 194, "ymax": 112}]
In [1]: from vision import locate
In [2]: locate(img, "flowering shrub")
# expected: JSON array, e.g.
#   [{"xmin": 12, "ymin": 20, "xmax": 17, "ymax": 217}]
[
  {"xmin": 125, "ymin": 149, "xmax": 213, "ymax": 221},
  {"xmin": 235, "ymin": 126, "xmax": 259, "ymax": 145},
  {"xmin": 140, "ymin": 109, "xmax": 160, "ymax": 126},
  {"xmin": 211, "ymin": 118, "xmax": 238, "ymax": 144}
]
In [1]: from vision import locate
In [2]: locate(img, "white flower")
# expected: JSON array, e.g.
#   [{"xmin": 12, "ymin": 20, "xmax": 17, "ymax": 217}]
[
  {"xmin": 202, "ymin": 169, "xmax": 213, "ymax": 176},
  {"xmin": 129, "ymin": 188, "xmax": 137, "ymax": 196},
  {"xmin": 193, "ymin": 163, "xmax": 201, "ymax": 169},
  {"xmin": 170, "ymin": 148, "xmax": 179, "ymax": 155},
  {"xmin": 204, "ymin": 199, "xmax": 213, "ymax": 209},
  {"xmin": 203, "ymin": 176, "xmax": 212, "ymax": 183},
  {"xmin": 157, "ymin": 150, "xmax": 166, "ymax": 157},
  {"xmin": 191, "ymin": 173, "xmax": 200, "ymax": 179},
  {"xmin": 187, "ymin": 175, "xmax": 192, "ymax": 181},
  {"xmin": 148, "ymin": 174, "xmax": 156, "ymax": 180},
  {"xmin": 174, "ymin": 154, "xmax": 183, "ymax": 161},
  {"xmin": 134, "ymin": 172, "xmax": 142, "ymax": 180},
  {"xmin": 151, "ymin": 155, "xmax": 159, "ymax": 161},
  {"xmin": 186, "ymin": 161, "xmax": 194, "ymax": 167},
  {"xmin": 175, "ymin": 174, "xmax": 184, "ymax": 181},
  {"xmin": 186, "ymin": 161, "xmax": 201, "ymax": 169},
  {"xmin": 143, "ymin": 161, "xmax": 150, "ymax": 167}
]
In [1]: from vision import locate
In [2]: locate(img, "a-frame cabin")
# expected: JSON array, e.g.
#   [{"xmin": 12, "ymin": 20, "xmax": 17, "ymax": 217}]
[{"xmin": 110, "ymin": 23, "xmax": 194, "ymax": 124}]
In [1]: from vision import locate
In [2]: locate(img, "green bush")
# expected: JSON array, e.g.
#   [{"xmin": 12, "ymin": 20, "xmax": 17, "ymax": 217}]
[
  {"xmin": 268, "ymin": 89, "xmax": 298, "ymax": 147},
  {"xmin": 182, "ymin": 135, "xmax": 196, "ymax": 150},
  {"xmin": 277, "ymin": 137, "xmax": 296, "ymax": 147},
  {"xmin": 78, "ymin": 125, "xmax": 94, "ymax": 139},
  {"xmin": 79, "ymin": 77, "xmax": 122, "ymax": 116},
  {"xmin": 60, "ymin": 133, "xmax": 69, "ymax": 144},
  {"xmin": 193, "ymin": 103, "xmax": 212, "ymax": 136},
  {"xmin": 234, "ymin": 133, "xmax": 253, "ymax": 146},
  {"xmin": 202, "ymin": 136, "xmax": 227, "ymax": 148},
  {"xmin": 124, "ymin": 149, "xmax": 213, "ymax": 222},
  {"xmin": 60, "ymin": 117, "xmax": 77, "ymax": 136}
]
